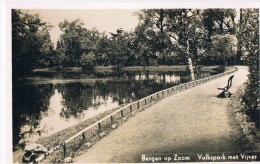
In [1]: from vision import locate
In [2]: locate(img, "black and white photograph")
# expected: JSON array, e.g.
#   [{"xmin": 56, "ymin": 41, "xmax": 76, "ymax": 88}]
[{"xmin": 0, "ymin": 1, "xmax": 259, "ymax": 163}]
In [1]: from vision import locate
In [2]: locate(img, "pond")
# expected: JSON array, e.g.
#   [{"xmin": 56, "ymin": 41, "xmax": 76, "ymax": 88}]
[{"xmin": 12, "ymin": 68, "xmax": 219, "ymax": 149}]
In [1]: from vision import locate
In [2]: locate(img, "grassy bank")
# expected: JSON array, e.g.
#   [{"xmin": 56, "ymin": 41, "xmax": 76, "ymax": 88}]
[
  {"xmin": 32, "ymin": 67, "xmax": 82, "ymax": 72},
  {"xmin": 32, "ymin": 65, "xmax": 190, "ymax": 72},
  {"xmin": 227, "ymin": 84, "xmax": 260, "ymax": 152},
  {"xmin": 32, "ymin": 65, "xmax": 221, "ymax": 73},
  {"xmin": 14, "ymin": 65, "xmax": 223, "ymax": 162},
  {"xmin": 13, "ymin": 106, "xmax": 123, "ymax": 163}
]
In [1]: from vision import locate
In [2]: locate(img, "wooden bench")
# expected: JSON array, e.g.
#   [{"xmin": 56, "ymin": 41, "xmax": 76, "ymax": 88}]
[{"xmin": 217, "ymin": 75, "xmax": 234, "ymax": 98}]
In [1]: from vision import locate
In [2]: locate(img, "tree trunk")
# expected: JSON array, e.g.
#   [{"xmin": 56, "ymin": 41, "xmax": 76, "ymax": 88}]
[
  {"xmin": 186, "ymin": 40, "xmax": 195, "ymax": 80},
  {"xmin": 188, "ymin": 57, "xmax": 195, "ymax": 80}
]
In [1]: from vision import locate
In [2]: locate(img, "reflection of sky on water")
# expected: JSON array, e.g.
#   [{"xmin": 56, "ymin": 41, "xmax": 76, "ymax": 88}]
[
  {"xmin": 13, "ymin": 70, "xmax": 215, "ymax": 148},
  {"xmin": 135, "ymin": 74, "xmax": 180, "ymax": 83},
  {"xmin": 20, "ymin": 89, "xmax": 119, "ymax": 138}
]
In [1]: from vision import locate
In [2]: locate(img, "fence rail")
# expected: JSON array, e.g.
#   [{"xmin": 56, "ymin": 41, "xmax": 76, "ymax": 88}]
[{"xmin": 39, "ymin": 67, "xmax": 238, "ymax": 161}]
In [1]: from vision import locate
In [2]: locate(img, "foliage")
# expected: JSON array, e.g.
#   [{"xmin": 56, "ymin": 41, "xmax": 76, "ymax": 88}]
[
  {"xmin": 210, "ymin": 34, "xmax": 237, "ymax": 66},
  {"xmin": 80, "ymin": 52, "xmax": 96, "ymax": 70},
  {"xmin": 202, "ymin": 9, "xmax": 237, "ymax": 36},
  {"xmin": 238, "ymin": 9, "xmax": 259, "ymax": 127},
  {"xmin": 56, "ymin": 19, "xmax": 101, "ymax": 67},
  {"xmin": 12, "ymin": 9, "xmax": 259, "ymax": 82},
  {"xmin": 12, "ymin": 9, "xmax": 55, "ymax": 77}
]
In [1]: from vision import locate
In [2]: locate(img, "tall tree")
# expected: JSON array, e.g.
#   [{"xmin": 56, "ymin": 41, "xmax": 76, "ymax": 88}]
[
  {"xmin": 56, "ymin": 19, "xmax": 85, "ymax": 67},
  {"xmin": 108, "ymin": 28, "xmax": 133, "ymax": 66},
  {"xmin": 211, "ymin": 34, "xmax": 237, "ymax": 66},
  {"xmin": 166, "ymin": 9, "xmax": 206, "ymax": 79},
  {"xmin": 202, "ymin": 9, "xmax": 237, "ymax": 61},
  {"xmin": 12, "ymin": 9, "xmax": 54, "ymax": 77},
  {"xmin": 56, "ymin": 19, "xmax": 101, "ymax": 67},
  {"xmin": 136, "ymin": 9, "xmax": 172, "ymax": 65},
  {"xmin": 202, "ymin": 9, "xmax": 236, "ymax": 36}
]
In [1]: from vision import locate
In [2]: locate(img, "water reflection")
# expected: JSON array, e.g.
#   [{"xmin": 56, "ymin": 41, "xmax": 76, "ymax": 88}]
[{"xmin": 13, "ymin": 70, "xmax": 214, "ymax": 149}]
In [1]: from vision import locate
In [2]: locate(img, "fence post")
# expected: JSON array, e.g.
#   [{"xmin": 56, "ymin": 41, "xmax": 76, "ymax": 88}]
[
  {"xmin": 110, "ymin": 115, "xmax": 113, "ymax": 124},
  {"xmin": 129, "ymin": 105, "xmax": 132, "ymax": 116},
  {"xmin": 137, "ymin": 101, "xmax": 140, "ymax": 109},
  {"xmin": 63, "ymin": 143, "xmax": 66, "ymax": 158},
  {"xmin": 98, "ymin": 122, "xmax": 102, "ymax": 133},
  {"xmin": 162, "ymin": 91, "xmax": 164, "ymax": 98},
  {"xmin": 82, "ymin": 132, "xmax": 85, "ymax": 143},
  {"xmin": 121, "ymin": 110, "xmax": 124, "ymax": 119}
]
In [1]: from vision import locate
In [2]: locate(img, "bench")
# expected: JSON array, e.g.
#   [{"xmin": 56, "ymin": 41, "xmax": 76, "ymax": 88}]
[{"xmin": 217, "ymin": 75, "xmax": 234, "ymax": 98}]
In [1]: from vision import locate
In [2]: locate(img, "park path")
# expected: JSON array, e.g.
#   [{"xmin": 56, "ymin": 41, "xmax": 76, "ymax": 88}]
[{"xmin": 74, "ymin": 66, "xmax": 249, "ymax": 163}]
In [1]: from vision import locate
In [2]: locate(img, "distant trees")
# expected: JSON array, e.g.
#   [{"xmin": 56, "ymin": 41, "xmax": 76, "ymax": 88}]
[
  {"xmin": 12, "ymin": 9, "xmax": 259, "ymax": 77},
  {"xmin": 12, "ymin": 9, "xmax": 55, "ymax": 77}
]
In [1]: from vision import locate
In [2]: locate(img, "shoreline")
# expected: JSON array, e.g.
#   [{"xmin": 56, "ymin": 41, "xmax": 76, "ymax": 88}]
[
  {"xmin": 13, "ymin": 105, "xmax": 122, "ymax": 163},
  {"xmin": 32, "ymin": 65, "xmax": 221, "ymax": 73},
  {"xmin": 13, "ymin": 65, "xmax": 225, "ymax": 163}
]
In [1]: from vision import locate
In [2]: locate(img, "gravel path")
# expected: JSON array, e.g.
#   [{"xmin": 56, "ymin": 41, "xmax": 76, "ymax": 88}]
[{"xmin": 74, "ymin": 66, "xmax": 249, "ymax": 163}]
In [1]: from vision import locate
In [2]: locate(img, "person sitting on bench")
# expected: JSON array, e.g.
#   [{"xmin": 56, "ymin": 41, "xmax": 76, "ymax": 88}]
[{"xmin": 217, "ymin": 75, "xmax": 235, "ymax": 98}]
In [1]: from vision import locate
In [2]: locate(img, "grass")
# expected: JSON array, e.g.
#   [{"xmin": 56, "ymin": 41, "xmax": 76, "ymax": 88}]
[
  {"xmin": 122, "ymin": 65, "xmax": 188, "ymax": 71},
  {"xmin": 227, "ymin": 83, "xmax": 260, "ymax": 152},
  {"xmin": 32, "ymin": 65, "xmax": 190, "ymax": 73},
  {"xmin": 32, "ymin": 65, "xmax": 221, "ymax": 73},
  {"xmin": 32, "ymin": 67, "xmax": 82, "ymax": 72}
]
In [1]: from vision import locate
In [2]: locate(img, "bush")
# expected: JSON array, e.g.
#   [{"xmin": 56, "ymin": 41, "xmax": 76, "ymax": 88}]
[
  {"xmin": 244, "ymin": 52, "xmax": 260, "ymax": 128},
  {"xmin": 240, "ymin": 9, "xmax": 260, "ymax": 129},
  {"xmin": 80, "ymin": 52, "xmax": 96, "ymax": 70}
]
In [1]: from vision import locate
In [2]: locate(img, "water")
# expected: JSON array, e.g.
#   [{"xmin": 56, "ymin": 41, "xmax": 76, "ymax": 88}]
[{"xmin": 12, "ymin": 69, "xmax": 218, "ymax": 149}]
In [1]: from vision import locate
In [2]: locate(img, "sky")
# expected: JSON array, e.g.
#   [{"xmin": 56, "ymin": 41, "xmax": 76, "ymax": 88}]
[
  {"xmin": 23, "ymin": 9, "xmax": 140, "ymax": 44},
  {"xmin": 23, "ymin": 9, "xmax": 241, "ymax": 45}
]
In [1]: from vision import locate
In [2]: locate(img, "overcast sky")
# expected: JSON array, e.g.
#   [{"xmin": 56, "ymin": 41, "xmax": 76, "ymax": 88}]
[
  {"xmin": 23, "ymin": 9, "xmax": 140, "ymax": 44},
  {"xmin": 23, "ymin": 9, "xmax": 241, "ymax": 45}
]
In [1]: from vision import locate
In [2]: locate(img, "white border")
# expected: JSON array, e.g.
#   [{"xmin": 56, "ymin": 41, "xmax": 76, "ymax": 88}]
[
  {"xmin": 5, "ymin": 1, "xmax": 260, "ymax": 9},
  {"xmin": 1, "ymin": 1, "xmax": 260, "ymax": 164}
]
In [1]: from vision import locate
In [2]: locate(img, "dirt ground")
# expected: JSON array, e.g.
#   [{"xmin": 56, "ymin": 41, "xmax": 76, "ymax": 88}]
[{"xmin": 74, "ymin": 66, "xmax": 249, "ymax": 163}]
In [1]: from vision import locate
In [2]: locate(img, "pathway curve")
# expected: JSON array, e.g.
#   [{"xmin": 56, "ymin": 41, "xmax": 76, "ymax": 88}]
[{"xmin": 74, "ymin": 66, "xmax": 249, "ymax": 163}]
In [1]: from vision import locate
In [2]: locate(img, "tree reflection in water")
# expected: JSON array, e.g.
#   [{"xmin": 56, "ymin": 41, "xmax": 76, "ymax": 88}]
[
  {"xmin": 12, "ymin": 84, "xmax": 54, "ymax": 150},
  {"xmin": 13, "ymin": 70, "xmax": 214, "ymax": 149}
]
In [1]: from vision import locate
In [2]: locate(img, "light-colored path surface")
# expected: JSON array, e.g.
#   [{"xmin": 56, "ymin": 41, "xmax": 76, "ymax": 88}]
[{"xmin": 74, "ymin": 66, "xmax": 249, "ymax": 163}]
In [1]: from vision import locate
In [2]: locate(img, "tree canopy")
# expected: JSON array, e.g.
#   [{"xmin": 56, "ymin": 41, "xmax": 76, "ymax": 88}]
[
  {"xmin": 12, "ymin": 9, "xmax": 259, "ymax": 72},
  {"xmin": 12, "ymin": 9, "xmax": 55, "ymax": 77}
]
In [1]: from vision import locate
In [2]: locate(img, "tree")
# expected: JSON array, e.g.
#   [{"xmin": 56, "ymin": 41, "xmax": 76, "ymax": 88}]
[
  {"xmin": 211, "ymin": 34, "xmax": 237, "ymax": 66},
  {"xmin": 135, "ymin": 9, "xmax": 172, "ymax": 66},
  {"xmin": 202, "ymin": 9, "xmax": 236, "ymax": 36},
  {"xmin": 56, "ymin": 19, "xmax": 85, "ymax": 67},
  {"xmin": 56, "ymin": 19, "xmax": 101, "ymax": 67},
  {"xmin": 202, "ymin": 9, "xmax": 237, "ymax": 62},
  {"xmin": 12, "ymin": 9, "xmax": 54, "ymax": 77},
  {"xmin": 132, "ymin": 24, "xmax": 160, "ymax": 66},
  {"xmin": 94, "ymin": 35, "xmax": 111, "ymax": 66},
  {"xmin": 166, "ymin": 9, "xmax": 207, "ymax": 79}
]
